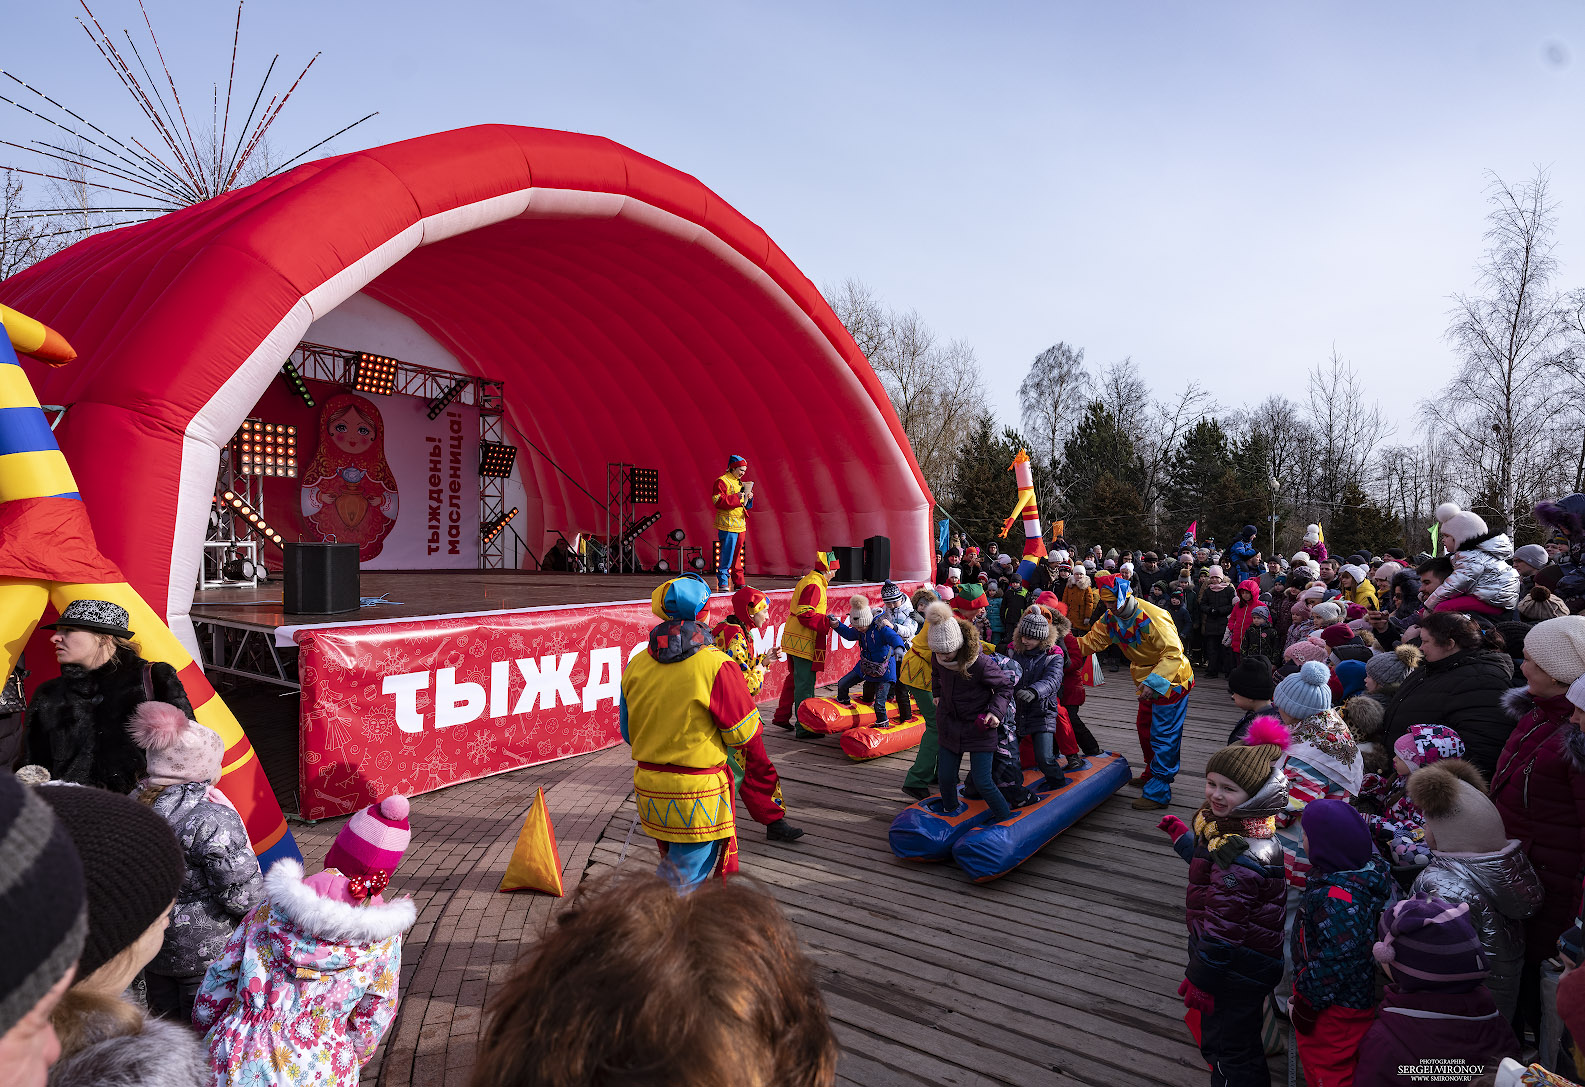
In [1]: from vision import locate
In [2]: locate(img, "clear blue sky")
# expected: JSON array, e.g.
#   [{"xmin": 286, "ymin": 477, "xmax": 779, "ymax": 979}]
[{"xmin": 9, "ymin": 1, "xmax": 1585, "ymax": 437}]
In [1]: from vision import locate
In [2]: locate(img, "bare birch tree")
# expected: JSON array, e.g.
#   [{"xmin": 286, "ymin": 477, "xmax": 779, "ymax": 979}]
[
  {"xmin": 1017, "ymin": 342, "xmax": 1091, "ymax": 513},
  {"xmin": 1307, "ymin": 349, "xmax": 1390, "ymax": 512}
]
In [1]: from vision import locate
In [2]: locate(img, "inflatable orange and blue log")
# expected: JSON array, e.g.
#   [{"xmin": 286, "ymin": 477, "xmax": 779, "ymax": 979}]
[
  {"xmin": 0, "ymin": 307, "xmax": 299, "ymax": 868},
  {"xmin": 888, "ymin": 752, "xmax": 1130, "ymax": 882}
]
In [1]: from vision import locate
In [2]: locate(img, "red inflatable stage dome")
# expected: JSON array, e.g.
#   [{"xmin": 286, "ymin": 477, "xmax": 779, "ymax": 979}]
[{"xmin": 2, "ymin": 125, "xmax": 933, "ymax": 653}]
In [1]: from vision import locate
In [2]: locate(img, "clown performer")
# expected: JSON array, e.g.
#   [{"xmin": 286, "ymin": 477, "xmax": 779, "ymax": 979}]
[
  {"xmin": 1078, "ymin": 573, "xmax": 1195, "ymax": 811},
  {"xmin": 711, "ymin": 455, "xmax": 754, "ymax": 591},
  {"xmin": 713, "ymin": 586, "xmax": 805, "ymax": 843},
  {"xmin": 771, "ymin": 551, "xmax": 838, "ymax": 738},
  {"xmin": 620, "ymin": 575, "xmax": 762, "ymax": 890}
]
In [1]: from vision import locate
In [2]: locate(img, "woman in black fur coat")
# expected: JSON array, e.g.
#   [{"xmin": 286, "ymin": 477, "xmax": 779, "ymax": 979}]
[{"xmin": 23, "ymin": 599, "xmax": 192, "ymax": 793}]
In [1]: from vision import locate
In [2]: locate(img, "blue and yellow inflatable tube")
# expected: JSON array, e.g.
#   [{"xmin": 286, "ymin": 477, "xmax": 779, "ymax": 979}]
[{"xmin": 888, "ymin": 752, "xmax": 1130, "ymax": 882}]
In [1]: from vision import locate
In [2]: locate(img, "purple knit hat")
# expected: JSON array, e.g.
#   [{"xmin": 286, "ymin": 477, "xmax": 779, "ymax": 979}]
[
  {"xmin": 324, "ymin": 794, "xmax": 411, "ymax": 879},
  {"xmin": 1393, "ymin": 724, "xmax": 1465, "ymax": 769},
  {"xmin": 1374, "ymin": 895, "xmax": 1489, "ymax": 992},
  {"xmin": 1300, "ymin": 798, "xmax": 1373, "ymax": 875}
]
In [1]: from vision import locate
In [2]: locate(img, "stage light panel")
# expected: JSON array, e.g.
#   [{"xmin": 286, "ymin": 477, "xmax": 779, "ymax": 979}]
[
  {"xmin": 481, "ymin": 507, "xmax": 518, "ymax": 545},
  {"xmin": 352, "ymin": 352, "xmax": 398, "ymax": 396},
  {"xmin": 620, "ymin": 510, "xmax": 662, "ymax": 546},
  {"xmin": 234, "ymin": 419, "xmax": 298, "ymax": 477},
  {"xmin": 427, "ymin": 379, "xmax": 467, "ymax": 420},
  {"xmin": 479, "ymin": 441, "xmax": 518, "ymax": 478},
  {"xmin": 630, "ymin": 467, "xmax": 659, "ymax": 505},
  {"xmin": 281, "ymin": 360, "xmax": 315, "ymax": 407},
  {"xmin": 221, "ymin": 490, "xmax": 284, "ymax": 547}
]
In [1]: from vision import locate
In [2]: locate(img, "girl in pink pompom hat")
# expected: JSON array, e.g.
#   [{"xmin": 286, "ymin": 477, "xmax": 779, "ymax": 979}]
[{"xmin": 194, "ymin": 795, "xmax": 415, "ymax": 1086}]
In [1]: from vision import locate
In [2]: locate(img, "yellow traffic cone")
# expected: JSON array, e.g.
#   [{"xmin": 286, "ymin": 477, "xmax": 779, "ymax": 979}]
[{"xmin": 498, "ymin": 787, "xmax": 564, "ymax": 896}]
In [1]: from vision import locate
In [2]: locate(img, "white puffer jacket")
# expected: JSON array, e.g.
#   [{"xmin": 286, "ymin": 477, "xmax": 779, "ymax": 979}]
[{"xmin": 1424, "ymin": 531, "xmax": 1521, "ymax": 613}]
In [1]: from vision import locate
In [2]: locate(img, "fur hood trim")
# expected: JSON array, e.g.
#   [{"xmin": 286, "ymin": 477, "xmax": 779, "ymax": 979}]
[
  {"xmin": 1503, "ymin": 685, "xmax": 1535, "ymax": 720},
  {"xmin": 1407, "ymin": 759, "xmax": 1489, "ymax": 818},
  {"xmin": 1456, "ymin": 529, "xmax": 1507, "ymax": 553},
  {"xmin": 266, "ymin": 859, "xmax": 416, "ymax": 944},
  {"xmin": 48, "ymin": 1006, "xmax": 207, "ymax": 1087}
]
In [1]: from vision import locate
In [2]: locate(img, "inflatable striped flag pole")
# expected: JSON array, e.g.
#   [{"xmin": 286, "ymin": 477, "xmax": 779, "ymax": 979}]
[
  {"xmin": 999, "ymin": 450, "xmax": 1048, "ymax": 583},
  {"xmin": 0, "ymin": 306, "xmax": 300, "ymax": 868}
]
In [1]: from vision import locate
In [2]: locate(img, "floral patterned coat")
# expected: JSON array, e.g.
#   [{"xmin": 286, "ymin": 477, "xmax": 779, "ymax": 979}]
[{"xmin": 193, "ymin": 860, "xmax": 415, "ymax": 1086}]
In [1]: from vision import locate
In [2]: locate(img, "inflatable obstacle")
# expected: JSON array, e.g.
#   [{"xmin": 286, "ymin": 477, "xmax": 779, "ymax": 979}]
[
  {"xmin": 839, "ymin": 715, "xmax": 926, "ymax": 760},
  {"xmin": 797, "ymin": 695, "xmax": 919, "ymax": 735},
  {"xmin": 888, "ymin": 752, "xmax": 1130, "ymax": 882}
]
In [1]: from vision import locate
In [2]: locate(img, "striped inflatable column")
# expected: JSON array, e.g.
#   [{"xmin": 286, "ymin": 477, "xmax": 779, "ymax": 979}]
[{"xmin": 1006, "ymin": 450, "xmax": 1048, "ymax": 583}]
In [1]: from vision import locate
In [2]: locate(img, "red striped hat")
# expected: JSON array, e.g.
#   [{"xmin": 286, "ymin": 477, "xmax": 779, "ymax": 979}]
[{"xmin": 325, "ymin": 794, "xmax": 411, "ymax": 879}]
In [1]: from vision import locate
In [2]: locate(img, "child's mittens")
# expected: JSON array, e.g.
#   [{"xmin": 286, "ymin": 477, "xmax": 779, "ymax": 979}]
[
  {"xmin": 1389, "ymin": 829, "xmax": 1431, "ymax": 868},
  {"xmin": 1289, "ymin": 993, "xmax": 1319, "ymax": 1035},
  {"xmin": 1015, "ymin": 688, "xmax": 1037, "ymax": 704},
  {"xmin": 1157, "ymin": 815, "xmax": 1189, "ymax": 844},
  {"xmin": 1177, "ymin": 978, "xmax": 1215, "ymax": 1014}
]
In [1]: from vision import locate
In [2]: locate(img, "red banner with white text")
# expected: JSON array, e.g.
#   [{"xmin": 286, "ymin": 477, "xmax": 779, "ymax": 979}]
[{"xmin": 293, "ymin": 582, "xmax": 919, "ymax": 818}]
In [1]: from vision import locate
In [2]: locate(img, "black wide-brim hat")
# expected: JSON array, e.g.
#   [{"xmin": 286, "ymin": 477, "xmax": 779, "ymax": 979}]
[{"xmin": 41, "ymin": 599, "xmax": 134, "ymax": 640}]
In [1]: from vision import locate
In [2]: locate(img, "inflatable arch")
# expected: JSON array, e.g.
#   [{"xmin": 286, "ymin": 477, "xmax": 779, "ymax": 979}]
[{"xmin": 1, "ymin": 125, "xmax": 935, "ymax": 677}]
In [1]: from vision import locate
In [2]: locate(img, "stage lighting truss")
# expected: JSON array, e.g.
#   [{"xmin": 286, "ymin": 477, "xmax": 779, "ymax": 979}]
[
  {"xmin": 234, "ymin": 419, "xmax": 298, "ymax": 477},
  {"xmin": 351, "ymin": 352, "xmax": 398, "ymax": 396},
  {"xmin": 629, "ymin": 467, "xmax": 659, "ymax": 505},
  {"xmin": 481, "ymin": 507, "xmax": 518, "ymax": 545},
  {"xmin": 479, "ymin": 441, "xmax": 518, "ymax": 478},
  {"xmin": 427, "ymin": 379, "xmax": 467, "ymax": 420},
  {"xmin": 221, "ymin": 490, "xmax": 284, "ymax": 547},
  {"xmin": 280, "ymin": 360, "xmax": 315, "ymax": 407}
]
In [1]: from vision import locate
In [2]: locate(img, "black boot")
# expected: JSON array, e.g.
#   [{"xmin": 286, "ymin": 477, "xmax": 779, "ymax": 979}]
[
  {"xmin": 766, "ymin": 819, "xmax": 804, "ymax": 843},
  {"xmin": 901, "ymin": 785, "xmax": 931, "ymax": 801}
]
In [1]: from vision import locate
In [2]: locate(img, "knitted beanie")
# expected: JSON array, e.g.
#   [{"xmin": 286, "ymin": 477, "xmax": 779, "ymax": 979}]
[
  {"xmin": 1017, "ymin": 608, "xmax": 1050, "ymax": 642},
  {"xmin": 1227, "ymin": 655, "xmax": 1275, "ymax": 701},
  {"xmin": 0, "ymin": 776, "xmax": 86, "ymax": 1037},
  {"xmin": 1318, "ymin": 623, "xmax": 1357, "ymax": 649},
  {"xmin": 129, "ymin": 702, "xmax": 225, "ymax": 786},
  {"xmin": 1283, "ymin": 639, "xmax": 1329, "ymax": 666},
  {"xmin": 1409, "ymin": 761, "xmax": 1508, "ymax": 854},
  {"xmin": 1495, "ymin": 621, "xmax": 1531, "ymax": 659},
  {"xmin": 848, "ymin": 594, "xmax": 873, "ymax": 628},
  {"xmin": 1365, "ymin": 646, "xmax": 1420, "ymax": 691},
  {"xmin": 1374, "ymin": 896, "xmax": 1488, "ymax": 992},
  {"xmin": 1273, "ymin": 660, "xmax": 1333, "ymax": 719},
  {"xmin": 1514, "ymin": 543, "xmax": 1550, "ymax": 570},
  {"xmin": 925, "ymin": 600, "xmax": 963, "ymax": 655},
  {"xmin": 1336, "ymin": 659, "xmax": 1367, "ymax": 700},
  {"xmin": 324, "ymin": 794, "xmax": 412, "ymax": 879},
  {"xmin": 1524, "ymin": 615, "xmax": 1585, "ymax": 685},
  {"xmin": 1310, "ymin": 601, "xmax": 1344, "ymax": 627},
  {"xmin": 1374, "ymin": 561, "xmax": 1404, "ymax": 583},
  {"xmin": 37, "ymin": 784, "xmax": 184, "ymax": 980},
  {"xmin": 880, "ymin": 581, "xmax": 904, "ymax": 604},
  {"xmin": 1301, "ymin": 798, "xmax": 1374, "ymax": 875},
  {"xmin": 1339, "ymin": 563, "xmax": 1369, "ymax": 586},
  {"xmin": 1394, "ymin": 723, "xmax": 1466, "ymax": 768},
  {"xmin": 1205, "ymin": 717, "xmax": 1291, "ymax": 796},
  {"xmin": 1518, "ymin": 586, "xmax": 1570, "ymax": 622},
  {"xmin": 1435, "ymin": 503, "xmax": 1489, "ymax": 548}
]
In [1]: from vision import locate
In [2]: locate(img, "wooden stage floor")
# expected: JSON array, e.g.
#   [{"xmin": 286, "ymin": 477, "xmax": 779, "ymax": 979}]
[
  {"xmin": 191, "ymin": 571, "xmax": 805, "ymax": 631},
  {"xmin": 591, "ymin": 671, "xmax": 1269, "ymax": 1087}
]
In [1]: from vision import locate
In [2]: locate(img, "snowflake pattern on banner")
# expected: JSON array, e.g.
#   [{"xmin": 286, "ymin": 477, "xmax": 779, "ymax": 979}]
[{"xmin": 293, "ymin": 582, "xmax": 916, "ymax": 818}]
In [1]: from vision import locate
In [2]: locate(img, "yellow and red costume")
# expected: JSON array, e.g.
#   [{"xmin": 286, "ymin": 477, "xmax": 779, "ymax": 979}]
[
  {"xmin": 711, "ymin": 455, "xmax": 751, "ymax": 590},
  {"xmin": 713, "ymin": 586, "xmax": 789, "ymax": 827},
  {"xmin": 621, "ymin": 575, "xmax": 760, "ymax": 888},
  {"xmin": 772, "ymin": 551, "xmax": 837, "ymax": 735}
]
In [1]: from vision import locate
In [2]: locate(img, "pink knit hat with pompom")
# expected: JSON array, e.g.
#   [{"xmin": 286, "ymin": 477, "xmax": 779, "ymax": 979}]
[
  {"xmin": 324, "ymin": 794, "xmax": 411, "ymax": 878},
  {"xmin": 129, "ymin": 701, "xmax": 225, "ymax": 786},
  {"xmin": 1284, "ymin": 639, "xmax": 1329, "ymax": 666}
]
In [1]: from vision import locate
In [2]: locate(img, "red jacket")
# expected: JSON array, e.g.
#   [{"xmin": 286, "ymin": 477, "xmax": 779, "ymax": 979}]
[
  {"xmin": 1059, "ymin": 634, "xmax": 1087, "ymax": 707},
  {"xmin": 1491, "ymin": 691, "xmax": 1585, "ymax": 962}
]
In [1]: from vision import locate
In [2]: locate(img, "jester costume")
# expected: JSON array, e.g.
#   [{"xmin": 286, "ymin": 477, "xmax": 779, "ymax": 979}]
[
  {"xmin": 772, "ymin": 550, "xmax": 837, "ymax": 738},
  {"xmin": 620, "ymin": 575, "xmax": 761, "ymax": 889},
  {"xmin": 713, "ymin": 587, "xmax": 802, "ymax": 841},
  {"xmin": 1078, "ymin": 573, "xmax": 1194, "ymax": 808},
  {"xmin": 712, "ymin": 455, "xmax": 752, "ymax": 591}
]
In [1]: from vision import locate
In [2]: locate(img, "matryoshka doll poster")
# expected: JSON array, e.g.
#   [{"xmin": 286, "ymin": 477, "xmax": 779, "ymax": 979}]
[{"xmin": 299, "ymin": 393, "xmax": 400, "ymax": 561}]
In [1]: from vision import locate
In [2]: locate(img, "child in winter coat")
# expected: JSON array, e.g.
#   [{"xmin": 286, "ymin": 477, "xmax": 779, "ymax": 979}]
[
  {"xmin": 1336, "ymin": 564, "xmax": 1379, "ymax": 611},
  {"xmin": 129, "ymin": 702, "xmax": 265, "ymax": 1024},
  {"xmin": 1407, "ymin": 760, "xmax": 1543, "ymax": 1021},
  {"xmin": 1225, "ymin": 579, "xmax": 1270, "ymax": 664},
  {"xmin": 195, "ymin": 794, "xmax": 417, "ymax": 1087},
  {"xmin": 1057, "ymin": 612, "xmax": 1102, "ymax": 761},
  {"xmin": 899, "ymin": 590, "xmax": 943, "ymax": 801},
  {"xmin": 1289, "ymin": 799, "xmax": 1392, "ymax": 1087},
  {"xmin": 975, "ymin": 648, "xmax": 1036, "ymax": 808},
  {"xmin": 1366, "ymin": 723, "xmax": 1467, "ymax": 876},
  {"xmin": 1271, "ymin": 662, "xmax": 1364, "ymax": 892},
  {"xmin": 1353, "ymin": 896, "xmax": 1521, "ymax": 1085},
  {"xmin": 1009, "ymin": 607, "xmax": 1069, "ymax": 793},
  {"xmin": 1225, "ymin": 654, "xmax": 1276, "ymax": 745},
  {"xmin": 925, "ymin": 602, "xmax": 1016, "ymax": 823},
  {"xmin": 877, "ymin": 581, "xmax": 919, "ymax": 647},
  {"xmin": 832, "ymin": 595, "xmax": 909, "ymax": 725},
  {"xmin": 1157, "ymin": 718, "xmax": 1291, "ymax": 1084},
  {"xmin": 1425, "ymin": 503, "xmax": 1522, "ymax": 616}
]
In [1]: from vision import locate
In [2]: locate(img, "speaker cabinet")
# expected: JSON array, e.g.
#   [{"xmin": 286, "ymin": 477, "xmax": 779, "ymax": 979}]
[
  {"xmin": 862, "ymin": 535, "xmax": 891, "ymax": 582},
  {"xmin": 831, "ymin": 546, "xmax": 864, "ymax": 584},
  {"xmin": 283, "ymin": 543, "xmax": 360, "ymax": 614}
]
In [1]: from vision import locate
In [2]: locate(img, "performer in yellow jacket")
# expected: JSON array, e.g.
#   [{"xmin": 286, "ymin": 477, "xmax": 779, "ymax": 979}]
[
  {"xmin": 712, "ymin": 455, "xmax": 753, "ymax": 591},
  {"xmin": 772, "ymin": 550, "xmax": 837, "ymax": 738},
  {"xmin": 1078, "ymin": 573, "xmax": 1194, "ymax": 811},
  {"xmin": 620, "ymin": 574, "xmax": 762, "ymax": 890},
  {"xmin": 713, "ymin": 586, "xmax": 803, "ymax": 842}
]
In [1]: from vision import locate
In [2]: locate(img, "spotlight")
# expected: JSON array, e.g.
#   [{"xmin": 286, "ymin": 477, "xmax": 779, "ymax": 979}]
[
  {"xmin": 281, "ymin": 360, "xmax": 315, "ymax": 407},
  {"xmin": 351, "ymin": 352, "xmax": 398, "ymax": 396},
  {"xmin": 234, "ymin": 420, "xmax": 297, "ymax": 478},
  {"xmin": 221, "ymin": 554, "xmax": 259, "ymax": 581},
  {"xmin": 221, "ymin": 490, "xmax": 284, "ymax": 547},
  {"xmin": 427, "ymin": 379, "xmax": 467, "ymax": 420},
  {"xmin": 655, "ymin": 559, "xmax": 672, "ymax": 573},
  {"xmin": 630, "ymin": 467, "xmax": 659, "ymax": 505},
  {"xmin": 481, "ymin": 507, "xmax": 518, "ymax": 545},
  {"xmin": 479, "ymin": 441, "xmax": 518, "ymax": 478},
  {"xmin": 689, "ymin": 554, "xmax": 707, "ymax": 572},
  {"xmin": 668, "ymin": 528, "xmax": 686, "ymax": 543}
]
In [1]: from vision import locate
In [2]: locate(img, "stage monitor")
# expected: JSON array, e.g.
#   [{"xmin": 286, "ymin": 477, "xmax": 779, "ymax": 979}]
[
  {"xmin": 863, "ymin": 535, "xmax": 891, "ymax": 582},
  {"xmin": 284, "ymin": 542, "xmax": 360, "ymax": 614},
  {"xmin": 832, "ymin": 546, "xmax": 864, "ymax": 584}
]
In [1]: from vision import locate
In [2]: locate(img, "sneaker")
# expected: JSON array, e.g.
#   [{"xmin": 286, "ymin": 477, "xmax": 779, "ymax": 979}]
[
  {"xmin": 1131, "ymin": 796, "xmax": 1169, "ymax": 811},
  {"xmin": 1039, "ymin": 777, "xmax": 1067, "ymax": 793},
  {"xmin": 771, "ymin": 718, "xmax": 793, "ymax": 731},
  {"xmin": 901, "ymin": 785, "xmax": 931, "ymax": 801},
  {"xmin": 835, "ymin": 695, "xmax": 853, "ymax": 707},
  {"xmin": 1063, "ymin": 756, "xmax": 1088, "ymax": 773},
  {"xmin": 1128, "ymin": 775, "xmax": 1149, "ymax": 787},
  {"xmin": 766, "ymin": 819, "xmax": 804, "ymax": 843},
  {"xmin": 794, "ymin": 727, "xmax": 820, "ymax": 740}
]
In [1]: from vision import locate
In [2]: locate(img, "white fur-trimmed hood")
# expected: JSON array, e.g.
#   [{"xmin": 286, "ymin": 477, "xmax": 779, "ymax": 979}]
[{"xmin": 266, "ymin": 859, "xmax": 417, "ymax": 944}]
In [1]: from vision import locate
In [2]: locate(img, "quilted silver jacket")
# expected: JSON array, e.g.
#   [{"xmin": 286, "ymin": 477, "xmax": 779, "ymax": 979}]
[
  {"xmin": 1410, "ymin": 839, "xmax": 1543, "ymax": 1020},
  {"xmin": 147, "ymin": 781, "xmax": 265, "ymax": 977},
  {"xmin": 1426, "ymin": 531, "xmax": 1521, "ymax": 612}
]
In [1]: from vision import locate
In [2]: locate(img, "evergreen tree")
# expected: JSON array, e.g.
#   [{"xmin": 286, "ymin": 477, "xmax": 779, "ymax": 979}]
[
  {"xmin": 1328, "ymin": 480, "xmax": 1403, "ymax": 557},
  {"xmin": 1060, "ymin": 401, "xmax": 1147, "ymax": 550},
  {"xmin": 946, "ymin": 413, "xmax": 1022, "ymax": 547}
]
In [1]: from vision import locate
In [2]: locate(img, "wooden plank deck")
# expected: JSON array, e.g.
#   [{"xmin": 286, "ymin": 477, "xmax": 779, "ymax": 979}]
[{"xmin": 591, "ymin": 669, "xmax": 1256, "ymax": 1086}]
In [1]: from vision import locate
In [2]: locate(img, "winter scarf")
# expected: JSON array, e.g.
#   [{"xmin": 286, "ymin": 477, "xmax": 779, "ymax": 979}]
[{"xmin": 1192, "ymin": 806, "xmax": 1277, "ymax": 869}]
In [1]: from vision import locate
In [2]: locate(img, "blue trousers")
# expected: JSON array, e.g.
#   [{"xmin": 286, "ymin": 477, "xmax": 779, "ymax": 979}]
[
  {"xmin": 938, "ymin": 747, "xmax": 1011, "ymax": 822},
  {"xmin": 657, "ymin": 839, "xmax": 727, "ymax": 893},
  {"xmin": 717, "ymin": 530, "xmax": 744, "ymax": 588},
  {"xmin": 835, "ymin": 668, "xmax": 903, "ymax": 723},
  {"xmin": 1139, "ymin": 694, "xmax": 1190, "ymax": 804},
  {"xmin": 1029, "ymin": 732, "xmax": 1066, "ymax": 788}
]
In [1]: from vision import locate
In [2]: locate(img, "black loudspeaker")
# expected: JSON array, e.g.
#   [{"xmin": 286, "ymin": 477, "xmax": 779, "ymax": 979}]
[
  {"xmin": 832, "ymin": 546, "xmax": 864, "ymax": 584},
  {"xmin": 283, "ymin": 543, "xmax": 360, "ymax": 614},
  {"xmin": 862, "ymin": 535, "xmax": 891, "ymax": 582}
]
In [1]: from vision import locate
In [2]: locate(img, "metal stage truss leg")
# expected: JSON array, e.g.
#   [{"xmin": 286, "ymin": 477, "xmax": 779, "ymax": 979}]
[
  {"xmin": 193, "ymin": 618, "xmax": 300, "ymax": 690},
  {"xmin": 606, "ymin": 462, "xmax": 633, "ymax": 574}
]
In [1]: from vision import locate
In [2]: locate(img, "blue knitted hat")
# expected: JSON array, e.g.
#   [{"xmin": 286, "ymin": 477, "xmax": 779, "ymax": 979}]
[{"xmin": 1273, "ymin": 660, "xmax": 1333, "ymax": 719}]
